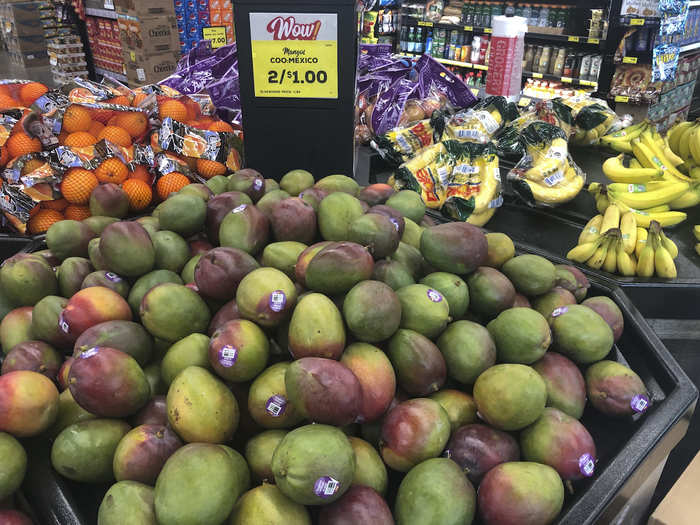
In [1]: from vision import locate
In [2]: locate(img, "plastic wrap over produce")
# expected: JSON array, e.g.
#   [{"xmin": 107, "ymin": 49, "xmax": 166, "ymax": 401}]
[{"xmin": 534, "ymin": 96, "xmax": 618, "ymax": 145}]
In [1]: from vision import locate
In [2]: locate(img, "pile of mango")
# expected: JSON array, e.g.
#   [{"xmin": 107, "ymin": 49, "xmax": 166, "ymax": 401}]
[{"xmin": 0, "ymin": 170, "xmax": 650, "ymax": 525}]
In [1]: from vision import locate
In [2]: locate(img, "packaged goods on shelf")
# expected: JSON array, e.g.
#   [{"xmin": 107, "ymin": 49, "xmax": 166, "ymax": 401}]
[
  {"xmin": 0, "ymin": 1, "xmax": 50, "ymax": 67},
  {"xmin": 174, "ymin": 0, "xmax": 235, "ymax": 55},
  {"xmin": 86, "ymin": 16, "xmax": 124, "ymax": 76},
  {"xmin": 620, "ymin": 0, "xmax": 660, "ymax": 18},
  {"xmin": 119, "ymin": 14, "xmax": 180, "ymax": 66},
  {"xmin": 610, "ymin": 64, "xmax": 662, "ymax": 105}
]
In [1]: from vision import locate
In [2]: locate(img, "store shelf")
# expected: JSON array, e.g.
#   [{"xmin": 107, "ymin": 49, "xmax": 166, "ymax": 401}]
[
  {"xmin": 399, "ymin": 53, "xmax": 489, "ymax": 70},
  {"xmin": 84, "ymin": 7, "xmax": 117, "ymax": 19},
  {"xmin": 616, "ymin": 16, "xmax": 660, "ymax": 27},
  {"xmin": 689, "ymin": 0, "xmax": 700, "ymax": 7},
  {"xmin": 93, "ymin": 67, "xmax": 126, "ymax": 83},
  {"xmin": 524, "ymin": 70, "xmax": 598, "ymax": 88},
  {"xmin": 680, "ymin": 41, "xmax": 700, "ymax": 54}
]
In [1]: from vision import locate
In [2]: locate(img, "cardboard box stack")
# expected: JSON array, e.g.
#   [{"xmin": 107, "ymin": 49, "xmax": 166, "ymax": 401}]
[
  {"xmin": 0, "ymin": 1, "xmax": 51, "ymax": 68},
  {"xmin": 85, "ymin": 15, "xmax": 124, "ymax": 78},
  {"xmin": 175, "ymin": 0, "xmax": 235, "ymax": 55},
  {"xmin": 114, "ymin": 0, "xmax": 180, "ymax": 85}
]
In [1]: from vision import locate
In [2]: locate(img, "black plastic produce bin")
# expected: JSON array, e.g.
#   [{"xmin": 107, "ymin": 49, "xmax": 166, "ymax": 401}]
[{"xmin": 0, "ymin": 234, "xmax": 34, "ymax": 262}]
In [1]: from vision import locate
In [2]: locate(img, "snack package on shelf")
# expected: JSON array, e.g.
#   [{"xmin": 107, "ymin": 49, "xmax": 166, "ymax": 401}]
[
  {"xmin": 444, "ymin": 96, "xmax": 519, "ymax": 144},
  {"xmin": 609, "ymin": 64, "xmax": 663, "ymax": 105},
  {"xmin": 508, "ymin": 121, "xmax": 586, "ymax": 207}
]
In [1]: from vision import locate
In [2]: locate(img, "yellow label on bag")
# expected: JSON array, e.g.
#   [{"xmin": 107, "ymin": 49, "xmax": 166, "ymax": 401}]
[
  {"xmin": 615, "ymin": 95, "xmax": 630, "ymax": 102},
  {"xmin": 568, "ymin": 36, "xmax": 580, "ymax": 42},
  {"xmin": 250, "ymin": 12, "xmax": 338, "ymax": 99},
  {"xmin": 630, "ymin": 18, "xmax": 645, "ymax": 25},
  {"xmin": 622, "ymin": 56, "xmax": 638, "ymax": 64},
  {"xmin": 202, "ymin": 26, "xmax": 227, "ymax": 49}
]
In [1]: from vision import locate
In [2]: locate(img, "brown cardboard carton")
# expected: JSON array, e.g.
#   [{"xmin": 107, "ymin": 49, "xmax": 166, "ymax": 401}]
[
  {"xmin": 648, "ymin": 451, "xmax": 700, "ymax": 525},
  {"xmin": 114, "ymin": 0, "xmax": 175, "ymax": 18},
  {"xmin": 118, "ymin": 15, "xmax": 179, "ymax": 56},
  {"xmin": 126, "ymin": 51, "xmax": 178, "ymax": 85}
]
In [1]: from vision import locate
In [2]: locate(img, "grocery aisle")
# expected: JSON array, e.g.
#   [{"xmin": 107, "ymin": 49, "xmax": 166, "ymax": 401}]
[{"xmin": 0, "ymin": 49, "xmax": 55, "ymax": 88}]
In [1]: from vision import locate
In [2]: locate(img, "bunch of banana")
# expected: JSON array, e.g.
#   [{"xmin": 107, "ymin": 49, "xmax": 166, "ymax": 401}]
[
  {"xmin": 602, "ymin": 153, "xmax": 664, "ymax": 183},
  {"xmin": 666, "ymin": 119, "xmax": 700, "ymax": 175},
  {"xmin": 631, "ymin": 130, "xmax": 691, "ymax": 183},
  {"xmin": 588, "ymin": 183, "xmax": 688, "ymax": 228},
  {"xmin": 517, "ymin": 139, "xmax": 584, "ymax": 205},
  {"xmin": 636, "ymin": 220, "xmax": 678, "ymax": 278},
  {"xmin": 694, "ymin": 225, "xmax": 700, "ymax": 256},
  {"xmin": 599, "ymin": 120, "xmax": 649, "ymax": 153}
]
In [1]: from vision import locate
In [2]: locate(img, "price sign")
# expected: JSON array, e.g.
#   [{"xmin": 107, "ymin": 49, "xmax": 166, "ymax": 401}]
[
  {"xmin": 630, "ymin": 18, "xmax": 645, "ymax": 25},
  {"xmin": 589, "ymin": 38, "xmax": 600, "ymax": 44},
  {"xmin": 473, "ymin": 63, "xmax": 488, "ymax": 70},
  {"xmin": 418, "ymin": 21, "xmax": 433, "ymax": 27},
  {"xmin": 622, "ymin": 56, "xmax": 638, "ymax": 63},
  {"xmin": 532, "ymin": 72, "xmax": 543, "ymax": 78},
  {"xmin": 203, "ymin": 26, "xmax": 227, "ymax": 49},
  {"xmin": 250, "ymin": 13, "xmax": 338, "ymax": 99},
  {"xmin": 568, "ymin": 36, "xmax": 580, "ymax": 42},
  {"xmin": 464, "ymin": 25, "xmax": 473, "ymax": 31},
  {"xmin": 614, "ymin": 95, "xmax": 630, "ymax": 102},
  {"xmin": 484, "ymin": 28, "xmax": 492, "ymax": 33},
  {"xmin": 561, "ymin": 76, "xmax": 572, "ymax": 83}
]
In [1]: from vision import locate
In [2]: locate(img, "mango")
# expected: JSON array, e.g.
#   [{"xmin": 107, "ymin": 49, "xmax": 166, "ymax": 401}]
[
  {"xmin": 161, "ymin": 333, "xmax": 211, "ymax": 385},
  {"xmin": 248, "ymin": 362, "xmax": 304, "ymax": 429},
  {"xmin": 47, "ymin": 220, "xmax": 95, "ymax": 261},
  {"xmin": 401, "ymin": 217, "xmax": 424, "ymax": 250},
  {"xmin": 319, "ymin": 485, "xmax": 393, "ymax": 525},
  {"xmin": 521, "ymin": 407, "xmax": 597, "ymax": 480},
  {"xmin": 48, "ymin": 388, "xmax": 96, "ymax": 438},
  {"xmin": 299, "ymin": 187, "xmax": 328, "ymax": 212},
  {"xmin": 0, "ymin": 432, "xmax": 26, "ymax": 500},
  {"xmin": 396, "ymin": 284, "xmax": 450, "ymax": 339},
  {"xmin": 385, "ymin": 190, "xmax": 426, "ymax": 224},
  {"xmin": 219, "ymin": 203, "xmax": 270, "ymax": 255},
  {"xmin": 380, "ymin": 398, "xmax": 450, "ymax": 472},
  {"xmin": 57, "ymin": 357, "xmax": 73, "ymax": 391},
  {"xmin": 487, "ymin": 307, "xmax": 551, "ymax": 364},
  {"xmin": 473, "ymin": 364, "xmax": 546, "ymax": 431},
  {"xmin": 465, "ymin": 267, "xmax": 515, "ymax": 318},
  {"xmin": 245, "ymin": 429, "xmax": 287, "ymax": 482},
  {"xmin": 69, "ymin": 346, "xmax": 150, "ymax": 417},
  {"xmin": 420, "ymin": 222, "xmax": 488, "ymax": 275},
  {"xmin": 89, "ymin": 237, "xmax": 109, "ymax": 270},
  {"xmin": 342, "ymin": 281, "xmax": 401, "ymax": 343},
  {"xmin": 1, "ymin": 340, "xmax": 62, "ymax": 379},
  {"xmin": 230, "ymin": 484, "xmax": 311, "ymax": 525},
  {"xmin": 128, "ymin": 270, "xmax": 183, "ymax": 314},
  {"xmin": 358, "ymin": 183, "xmax": 395, "ymax": 206},
  {"xmin": 314, "ymin": 174, "xmax": 360, "ymax": 196},
  {"xmin": 436, "ymin": 320, "xmax": 495, "ymax": 385},
  {"xmin": 155, "ymin": 443, "xmax": 241, "ymax": 525},
  {"xmin": 100, "ymin": 222, "xmax": 155, "ymax": 277},
  {"xmin": 228, "ymin": 169, "xmax": 266, "ymax": 202},
  {"xmin": 294, "ymin": 241, "xmax": 332, "ymax": 284},
  {"xmin": 0, "ymin": 510, "xmax": 32, "ymax": 524},
  {"xmin": 368, "ymin": 205, "xmax": 405, "ymax": 236},
  {"xmin": 582, "ymin": 296, "xmax": 624, "ymax": 341},
  {"xmin": 388, "ymin": 329, "xmax": 446, "ymax": 396},
  {"xmin": 501, "ymin": 254, "xmax": 556, "ymax": 297},
  {"xmin": 554, "ymin": 264, "xmax": 590, "ymax": 302},
  {"xmin": 89, "ymin": 184, "xmax": 129, "ymax": 218},
  {"xmin": 0, "ymin": 307, "xmax": 33, "ymax": 354},
  {"xmin": 285, "ymin": 357, "xmax": 361, "ymax": 426},
  {"xmin": 280, "ymin": 169, "xmax": 314, "ymax": 195},
  {"xmin": 550, "ymin": 304, "xmax": 613, "ymax": 364},
  {"xmin": 156, "ymin": 194, "xmax": 207, "ymax": 238},
  {"xmin": 132, "ymin": 396, "xmax": 167, "ymax": 427},
  {"xmin": 205, "ymin": 191, "xmax": 254, "ymax": 243},
  {"xmin": 303, "ymin": 242, "xmax": 374, "ymax": 295},
  {"xmin": 532, "ymin": 352, "xmax": 586, "ymax": 419},
  {"xmin": 586, "ymin": 360, "xmax": 650, "ymax": 417},
  {"xmin": 390, "ymin": 242, "xmax": 423, "ymax": 278},
  {"xmin": 82, "ymin": 271, "xmax": 130, "ymax": 297},
  {"xmin": 318, "ymin": 192, "xmax": 365, "ymax": 241},
  {"xmin": 30, "ymin": 295, "xmax": 71, "ymax": 349},
  {"xmin": 98, "ymin": 481, "xmax": 156, "ymax": 525},
  {"xmin": 286, "ymin": 293, "xmax": 344, "ymax": 360},
  {"xmin": 0, "ymin": 253, "xmax": 57, "ymax": 306},
  {"xmin": 270, "ymin": 197, "xmax": 317, "ymax": 244},
  {"xmin": 340, "ymin": 343, "xmax": 396, "ymax": 424},
  {"xmin": 189, "ymin": 238, "xmax": 213, "ymax": 256},
  {"xmin": 167, "ymin": 366, "xmax": 238, "ymax": 443},
  {"xmin": 206, "ymin": 175, "xmax": 230, "ymax": 195},
  {"xmin": 194, "ymin": 247, "xmax": 259, "ymax": 301},
  {"xmin": 208, "ymin": 299, "xmax": 241, "ymax": 335},
  {"xmin": 395, "ymin": 458, "xmax": 475, "ymax": 525},
  {"xmin": 429, "ymin": 389, "xmax": 477, "ymax": 432},
  {"xmin": 477, "ymin": 462, "xmax": 564, "ymax": 525},
  {"xmin": 348, "ymin": 213, "xmax": 400, "ymax": 259},
  {"xmin": 61, "ymin": 286, "xmax": 132, "ymax": 342},
  {"xmin": 533, "ymin": 287, "xmax": 577, "ymax": 318},
  {"xmin": 51, "ymin": 419, "xmax": 131, "ymax": 482},
  {"xmin": 113, "ymin": 424, "xmax": 183, "ymax": 484},
  {"xmin": 485, "ymin": 232, "xmax": 515, "ymax": 268},
  {"xmin": 74, "ymin": 320, "xmax": 153, "ymax": 368},
  {"xmin": 372, "ymin": 260, "xmax": 415, "ymax": 290},
  {"xmin": 512, "ymin": 293, "xmax": 531, "ymax": 307},
  {"xmin": 83, "ymin": 216, "xmax": 118, "ymax": 235},
  {"xmin": 151, "ymin": 231, "xmax": 190, "ymax": 274},
  {"xmin": 445, "ymin": 423, "xmax": 520, "ymax": 484},
  {"xmin": 256, "ymin": 189, "xmax": 291, "ymax": 219},
  {"xmin": 271, "ymin": 423, "xmax": 356, "ymax": 505},
  {"xmin": 33, "ymin": 249, "xmax": 60, "ymax": 266},
  {"xmin": 219, "ymin": 445, "xmax": 251, "ymax": 495},
  {"xmin": 135, "ymin": 216, "xmax": 160, "ymax": 238},
  {"xmin": 209, "ymin": 319, "xmax": 269, "ymax": 382},
  {"xmin": 261, "ymin": 241, "xmax": 307, "ymax": 279},
  {"xmin": 420, "ymin": 272, "xmax": 469, "ymax": 320},
  {"xmin": 140, "ymin": 283, "xmax": 210, "ymax": 342},
  {"xmin": 178, "ymin": 183, "xmax": 212, "ymax": 201},
  {"xmin": 180, "ymin": 255, "xmax": 201, "ymax": 284},
  {"xmin": 236, "ymin": 268, "xmax": 297, "ymax": 327},
  {"xmin": 0, "ymin": 370, "xmax": 58, "ymax": 436},
  {"xmin": 265, "ymin": 178, "xmax": 279, "ymax": 192}
]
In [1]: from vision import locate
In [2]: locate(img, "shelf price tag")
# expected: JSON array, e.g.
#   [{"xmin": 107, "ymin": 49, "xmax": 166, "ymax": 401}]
[
  {"xmin": 532, "ymin": 72, "xmax": 543, "ymax": 78},
  {"xmin": 561, "ymin": 76, "xmax": 572, "ymax": 83},
  {"xmin": 103, "ymin": 0, "xmax": 114, "ymax": 9},
  {"xmin": 589, "ymin": 38, "xmax": 600, "ymax": 44},
  {"xmin": 630, "ymin": 18, "xmax": 645, "ymax": 25},
  {"xmin": 129, "ymin": 51, "xmax": 136, "ymax": 61},
  {"xmin": 622, "ymin": 56, "xmax": 638, "ymax": 64},
  {"xmin": 484, "ymin": 28, "xmax": 492, "ymax": 33},
  {"xmin": 203, "ymin": 26, "xmax": 227, "ymax": 49},
  {"xmin": 614, "ymin": 95, "xmax": 630, "ymax": 102},
  {"xmin": 418, "ymin": 21, "xmax": 433, "ymax": 27},
  {"xmin": 580, "ymin": 80, "xmax": 597, "ymax": 87},
  {"xmin": 568, "ymin": 36, "xmax": 580, "ymax": 42},
  {"xmin": 250, "ymin": 13, "xmax": 338, "ymax": 99},
  {"xmin": 474, "ymin": 64, "xmax": 488, "ymax": 70},
  {"xmin": 518, "ymin": 97, "xmax": 531, "ymax": 107},
  {"xmin": 464, "ymin": 25, "xmax": 473, "ymax": 31},
  {"xmin": 470, "ymin": 88, "xmax": 480, "ymax": 96}
]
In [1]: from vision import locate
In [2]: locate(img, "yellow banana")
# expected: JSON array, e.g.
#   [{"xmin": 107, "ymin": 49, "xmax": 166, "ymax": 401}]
[
  {"xmin": 654, "ymin": 244, "xmax": 677, "ymax": 278},
  {"xmin": 635, "ymin": 227, "xmax": 648, "ymax": 259},
  {"xmin": 640, "ymin": 204, "xmax": 671, "ymax": 213},
  {"xmin": 669, "ymin": 186, "xmax": 700, "ymax": 209},
  {"xmin": 603, "ymin": 237, "xmax": 619, "ymax": 273},
  {"xmin": 639, "ymin": 130, "xmax": 691, "ymax": 182},
  {"xmin": 668, "ymin": 121, "xmax": 694, "ymax": 155},
  {"xmin": 523, "ymin": 166, "xmax": 584, "ymax": 205},
  {"xmin": 689, "ymin": 126, "xmax": 700, "ymax": 165},
  {"xmin": 606, "ymin": 194, "xmax": 688, "ymax": 228},
  {"xmin": 579, "ymin": 214, "xmax": 603, "ymax": 244},
  {"xmin": 696, "ymin": 244, "xmax": 700, "ymax": 256},
  {"xmin": 567, "ymin": 237, "xmax": 604, "ymax": 263},
  {"xmin": 678, "ymin": 122, "xmax": 699, "ymax": 161},
  {"xmin": 588, "ymin": 182, "xmax": 602, "ymax": 196},
  {"xmin": 466, "ymin": 207, "xmax": 496, "ymax": 227},
  {"xmin": 525, "ymin": 157, "xmax": 566, "ymax": 183},
  {"xmin": 602, "ymin": 154, "xmax": 664, "ymax": 183},
  {"xmin": 616, "ymin": 239, "xmax": 637, "ymax": 276},
  {"xmin": 601, "ymin": 121, "xmax": 647, "ymax": 141},
  {"xmin": 596, "ymin": 193, "xmax": 609, "ymax": 214},
  {"xmin": 659, "ymin": 230, "xmax": 679, "ymax": 259},
  {"xmin": 601, "ymin": 203, "xmax": 621, "ymax": 233},
  {"xmin": 663, "ymin": 137, "xmax": 684, "ymax": 167},
  {"xmin": 629, "ymin": 158, "xmax": 643, "ymax": 169},
  {"xmin": 691, "ymin": 166, "xmax": 700, "ymax": 179},
  {"xmin": 586, "ymin": 237, "xmax": 612, "ymax": 269},
  {"xmin": 636, "ymin": 243, "xmax": 656, "ymax": 277},
  {"xmin": 694, "ymin": 225, "xmax": 700, "ymax": 241},
  {"xmin": 608, "ymin": 182, "xmax": 689, "ymax": 209},
  {"xmin": 607, "ymin": 181, "xmax": 672, "ymax": 193},
  {"xmin": 619, "ymin": 212, "xmax": 637, "ymax": 254}
]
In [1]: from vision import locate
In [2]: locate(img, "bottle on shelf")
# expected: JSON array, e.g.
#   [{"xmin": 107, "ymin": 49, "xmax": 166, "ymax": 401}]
[
  {"xmin": 548, "ymin": 6, "xmax": 558, "ymax": 28},
  {"xmin": 538, "ymin": 45, "xmax": 551, "ymax": 74},
  {"xmin": 552, "ymin": 47, "xmax": 566, "ymax": 76},
  {"xmin": 538, "ymin": 5, "xmax": 549, "ymax": 27},
  {"xmin": 533, "ymin": 45, "xmax": 543, "ymax": 71},
  {"xmin": 426, "ymin": 28, "xmax": 434, "ymax": 55},
  {"xmin": 505, "ymin": 2, "xmax": 515, "ymax": 16},
  {"xmin": 416, "ymin": 27, "xmax": 424, "ymax": 53},
  {"xmin": 524, "ymin": 44, "xmax": 535, "ymax": 71},
  {"xmin": 529, "ymin": 4, "xmax": 539, "ymax": 27},
  {"xmin": 407, "ymin": 27, "xmax": 415, "ymax": 53},
  {"xmin": 563, "ymin": 49, "xmax": 576, "ymax": 77},
  {"xmin": 400, "ymin": 26, "xmax": 408, "ymax": 52}
]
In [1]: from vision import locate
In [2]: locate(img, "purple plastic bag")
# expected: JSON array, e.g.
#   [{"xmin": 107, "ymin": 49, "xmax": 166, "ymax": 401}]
[
  {"xmin": 371, "ymin": 78, "xmax": 419, "ymax": 135},
  {"xmin": 414, "ymin": 55, "xmax": 477, "ymax": 109}
]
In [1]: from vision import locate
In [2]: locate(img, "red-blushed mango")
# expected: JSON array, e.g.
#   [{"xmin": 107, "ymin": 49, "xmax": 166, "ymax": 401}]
[
  {"xmin": 228, "ymin": 169, "xmax": 266, "ymax": 202},
  {"xmin": 131, "ymin": 396, "xmax": 168, "ymax": 427},
  {"xmin": 348, "ymin": 213, "xmax": 400, "ymax": 259},
  {"xmin": 99, "ymin": 222, "xmax": 155, "ymax": 277},
  {"xmin": 371, "ymin": 260, "xmax": 415, "ymax": 291},
  {"xmin": 288, "ymin": 293, "xmax": 345, "ymax": 360},
  {"xmin": 533, "ymin": 287, "xmax": 577, "ymax": 319},
  {"xmin": 348, "ymin": 436, "xmax": 388, "ymax": 495},
  {"xmin": 205, "ymin": 191, "xmax": 253, "ymax": 244},
  {"xmin": 340, "ymin": 343, "xmax": 396, "ymax": 424},
  {"xmin": 270, "ymin": 197, "xmax": 317, "ymax": 244},
  {"xmin": 208, "ymin": 299, "xmax": 241, "ymax": 335},
  {"xmin": 236, "ymin": 268, "xmax": 297, "ymax": 328},
  {"xmin": 208, "ymin": 319, "xmax": 269, "ymax": 382},
  {"xmin": 532, "ymin": 352, "xmax": 587, "ymax": 419},
  {"xmin": 318, "ymin": 192, "xmax": 364, "ymax": 241},
  {"xmin": 256, "ymin": 189, "xmax": 291, "ymax": 219},
  {"xmin": 113, "ymin": 424, "xmax": 183, "ymax": 485},
  {"xmin": 429, "ymin": 389, "xmax": 477, "ymax": 432},
  {"xmin": 46, "ymin": 219, "xmax": 96, "ymax": 261},
  {"xmin": 466, "ymin": 267, "xmax": 516, "ymax": 319},
  {"xmin": 219, "ymin": 203, "xmax": 270, "ymax": 256},
  {"xmin": 586, "ymin": 360, "xmax": 650, "ymax": 417},
  {"xmin": 248, "ymin": 362, "xmax": 304, "ymax": 429},
  {"xmin": 89, "ymin": 238, "xmax": 109, "ymax": 271},
  {"xmin": 69, "ymin": 347, "xmax": 150, "ymax": 418},
  {"xmin": 387, "ymin": 329, "xmax": 446, "ymax": 396},
  {"xmin": 229, "ymin": 484, "xmax": 311, "ymax": 525},
  {"xmin": 189, "ymin": 238, "xmax": 213, "ymax": 256},
  {"xmin": 304, "ymin": 242, "xmax": 374, "ymax": 295},
  {"xmin": 1, "ymin": 341, "xmax": 62, "ymax": 380},
  {"xmin": 319, "ymin": 485, "xmax": 393, "ymax": 525},
  {"xmin": 31, "ymin": 295, "xmax": 72, "ymax": 350},
  {"xmin": 554, "ymin": 264, "xmax": 590, "ymax": 302},
  {"xmin": 166, "ymin": 366, "xmax": 239, "ymax": 443},
  {"xmin": 57, "ymin": 357, "xmax": 73, "ymax": 391},
  {"xmin": 379, "ymin": 398, "xmax": 450, "ymax": 472},
  {"xmin": 478, "ymin": 462, "xmax": 564, "ymax": 525},
  {"xmin": 358, "ymin": 183, "xmax": 395, "ymax": 206},
  {"xmin": 299, "ymin": 187, "xmax": 328, "ymax": 212},
  {"xmin": 285, "ymin": 358, "xmax": 361, "ymax": 426},
  {"xmin": 512, "ymin": 293, "xmax": 531, "ymax": 308},
  {"xmin": 0, "ymin": 510, "xmax": 32, "ymax": 525},
  {"xmin": 81, "ymin": 271, "xmax": 130, "ymax": 297},
  {"xmin": 60, "ymin": 286, "xmax": 132, "ymax": 343},
  {"xmin": 0, "ymin": 253, "xmax": 57, "ymax": 306},
  {"xmin": 0, "ymin": 370, "xmax": 59, "ymax": 436},
  {"xmin": 74, "ymin": 320, "xmax": 153, "ymax": 368},
  {"xmin": 57, "ymin": 257, "xmax": 94, "ymax": 298},
  {"xmin": 444, "ymin": 423, "xmax": 520, "ymax": 484},
  {"xmin": 368, "ymin": 205, "xmax": 406, "ymax": 237},
  {"xmin": 97, "ymin": 481, "xmax": 156, "ymax": 525},
  {"xmin": 420, "ymin": 222, "xmax": 488, "ymax": 275},
  {"xmin": 140, "ymin": 283, "xmax": 210, "ymax": 342},
  {"xmin": 89, "ymin": 184, "xmax": 129, "ymax": 218},
  {"xmin": 194, "ymin": 247, "xmax": 259, "ymax": 301},
  {"xmin": 582, "ymin": 296, "xmax": 624, "ymax": 342},
  {"xmin": 295, "ymin": 241, "xmax": 333, "ymax": 286},
  {"xmin": 244, "ymin": 429, "xmax": 287, "ymax": 483}
]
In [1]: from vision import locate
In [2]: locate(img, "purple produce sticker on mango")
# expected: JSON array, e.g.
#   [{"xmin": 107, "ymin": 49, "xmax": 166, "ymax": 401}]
[
  {"xmin": 105, "ymin": 272, "xmax": 122, "ymax": 283},
  {"xmin": 630, "ymin": 394, "xmax": 650, "ymax": 414},
  {"xmin": 218, "ymin": 345, "xmax": 238, "ymax": 368},
  {"xmin": 269, "ymin": 290, "xmax": 286, "ymax": 312},
  {"xmin": 427, "ymin": 289, "xmax": 443, "ymax": 303},
  {"xmin": 390, "ymin": 218, "xmax": 400, "ymax": 231},
  {"xmin": 58, "ymin": 312, "xmax": 70, "ymax": 334},
  {"xmin": 253, "ymin": 178, "xmax": 263, "ymax": 190},
  {"xmin": 265, "ymin": 395, "xmax": 287, "ymax": 417},
  {"xmin": 314, "ymin": 476, "xmax": 340, "ymax": 498},
  {"xmin": 80, "ymin": 347, "xmax": 99, "ymax": 359},
  {"xmin": 551, "ymin": 306, "xmax": 569, "ymax": 318},
  {"xmin": 578, "ymin": 454, "xmax": 595, "ymax": 477},
  {"xmin": 232, "ymin": 204, "xmax": 247, "ymax": 214}
]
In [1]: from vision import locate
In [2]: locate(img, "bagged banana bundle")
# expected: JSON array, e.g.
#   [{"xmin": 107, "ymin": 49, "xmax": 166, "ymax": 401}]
[
  {"xmin": 444, "ymin": 96, "xmax": 518, "ymax": 144},
  {"xmin": 565, "ymin": 97, "xmax": 618, "ymax": 146},
  {"xmin": 371, "ymin": 109, "xmax": 448, "ymax": 167},
  {"xmin": 441, "ymin": 140, "xmax": 502, "ymax": 226},
  {"xmin": 508, "ymin": 121, "xmax": 586, "ymax": 207},
  {"xmin": 394, "ymin": 142, "xmax": 450, "ymax": 209}
]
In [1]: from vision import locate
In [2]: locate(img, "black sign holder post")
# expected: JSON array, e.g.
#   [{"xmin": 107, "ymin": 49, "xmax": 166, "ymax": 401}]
[{"xmin": 233, "ymin": 0, "xmax": 358, "ymax": 181}]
